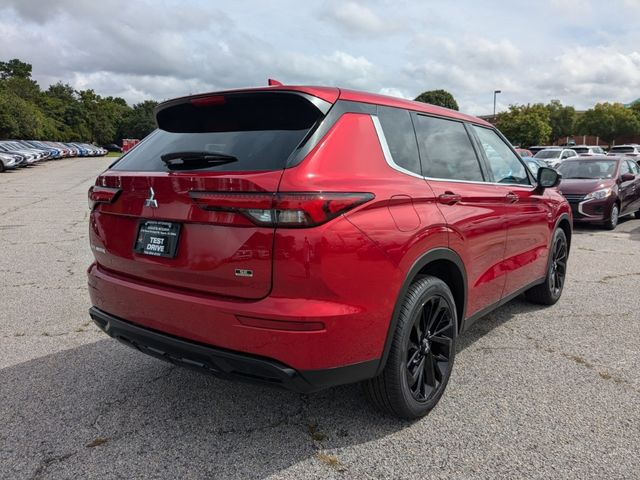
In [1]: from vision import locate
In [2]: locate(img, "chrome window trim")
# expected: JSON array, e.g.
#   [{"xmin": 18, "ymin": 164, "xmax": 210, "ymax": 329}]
[
  {"xmin": 371, "ymin": 115, "xmax": 423, "ymax": 179},
  {"xmin": 370, "ymin": 114, "xmax": 536, "ymax": 189}
]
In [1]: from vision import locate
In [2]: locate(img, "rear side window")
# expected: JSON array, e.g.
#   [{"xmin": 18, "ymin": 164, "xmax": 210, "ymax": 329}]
[
  {"xmin": 413, "ymin": 115, "xmax": 484, "ymax": 182},
  {"xmin": 376, "ymin": 106, "xmax": 421, "ymax": 175},
  {"xmin": 112, "ymin": 93, "xmax": 324, "ymax": 172},
  {"xmin": 610, "ymin": 146, "xmax": 634, "ymax": 153},
  {"xmin": 473, "ymin": 126, "xmax": 530, "ymax": 185}
]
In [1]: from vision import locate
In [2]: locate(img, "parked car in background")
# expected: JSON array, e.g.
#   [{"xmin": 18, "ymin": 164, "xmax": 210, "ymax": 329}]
[
  {"xmin": 573, "ymin": 145, "xmax": 606, "ymax": 156},
  {"xmin": 87, "ymin": 85, "xmax": 572, "ymax": 419},
  {"xmin": 534, "ymin": 148, "xmax": 578, "ymax": 168},
  {"xmin": 529, "ymin": 145, "xmax": 552, "ymax": 155},
  {"xmin": 558, "ymin": 156, "xmax": 640, "ymax": 229},
  {"xmin": 515, "ymin": 148, "xmax": 533, "ymax": 157},
  {"xmin": 524, "ymin": 157, "xmax": 548, "ymax": 176},
  {"xmin": 0, "ymin": 139, "xmax": 107, "ymax": 173},
  {"xmin": 19, "ymin": 140, "xmax": 62, "ymax": 159},
  {"xmin": 0, "ymin": 152, "xmax": 24, "ymax": 171},
  {"xmin": 0, "ymin": 141, "xmax": 44, "ymax": 164},
  {"xmin": 607, "ymin": 145, "xmax": 640, "ymax": 158},
  {"xmin": 103, "ymin": 143, "xmax": 122, "ymax": 153}
]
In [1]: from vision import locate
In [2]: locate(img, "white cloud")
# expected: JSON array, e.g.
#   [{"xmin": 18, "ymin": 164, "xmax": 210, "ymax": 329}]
[
  {"xmin": 0, "ymin": 0, "xmax": 638, "ymax": 114},
  {"xmin": 320, "ymin": 1, "xmax": 402, "ymax": 35}
]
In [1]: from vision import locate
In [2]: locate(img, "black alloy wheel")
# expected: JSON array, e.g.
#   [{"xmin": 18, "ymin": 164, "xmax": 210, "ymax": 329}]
[
  {"xmin": 406, "ymin": 295, "xmax": 454, "ymax": 402},
  {"xmin": 364, "ymin": 276, "xmax": 457, "ymax": 419},
  {"xmin": 548, "ymin": 232, "xmax": 567, "ymax": 298},
  {"xmin": 526, "ymin": 228, "xmax": 568, "ymax": 305}
]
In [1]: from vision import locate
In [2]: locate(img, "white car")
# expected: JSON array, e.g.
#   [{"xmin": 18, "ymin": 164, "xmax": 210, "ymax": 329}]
[
  {"xmin": 607, "ymin": 145, "xmax": 640, "ymax": 158},
  {"xmin": 533, "ymin": 148, "xmax": 578, "ymax": 168},
  {"xmin": 573, "ymin": 145, "xmax": 606, "ymax": 156}
]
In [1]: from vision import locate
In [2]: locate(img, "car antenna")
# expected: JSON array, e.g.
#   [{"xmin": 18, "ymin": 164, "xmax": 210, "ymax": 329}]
[{"xmin": 268, "ymin": 78, "xmax": 283, "ymax": 86}]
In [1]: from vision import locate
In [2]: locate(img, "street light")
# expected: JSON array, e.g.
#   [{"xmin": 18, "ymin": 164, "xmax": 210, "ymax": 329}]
[{"xmin": 493, "ymin": 90, "xmax": 501, "ymax": 117}]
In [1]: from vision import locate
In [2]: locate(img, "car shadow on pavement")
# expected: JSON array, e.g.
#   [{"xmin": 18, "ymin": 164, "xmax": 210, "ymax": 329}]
[
  {"xmin": 1, "ymin": 338, "xmax": 414, "ymax": 479},
  {"xmin": 2, "ymin": 295, "xmax": 552, "ymax": 478}
]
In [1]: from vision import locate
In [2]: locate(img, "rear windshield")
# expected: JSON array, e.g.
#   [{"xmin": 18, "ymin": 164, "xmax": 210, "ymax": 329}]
[
  {"xmin": 558, "ymin": 160, "xmax": 618, "ymax": 179},
  {"xmin": 112, "ymin": 93, "xmax": 324, "ymax": 172},
  {"xmin": 573, "ymin": 147, "xmax": 588, "ymax": 154},
  {"xmin": 534, "ymin": 150, "xmax": 561, "ymax": 159},
  {"xmin": 609, "ymin": 146, "xmax": 634, "ymax": 153}
]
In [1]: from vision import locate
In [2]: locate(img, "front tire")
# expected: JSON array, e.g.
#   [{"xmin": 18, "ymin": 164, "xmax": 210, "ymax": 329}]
[
  {"xmin": 604, "ymin": 203, "xmax": 619, "ymax": 230},
  {"xmin": 364, "ymin": 276, "xmax": 457, "ymax": 419},
  {"xmin": 525, "ymin": 228, "xmax": 568, "ymax": 305}
]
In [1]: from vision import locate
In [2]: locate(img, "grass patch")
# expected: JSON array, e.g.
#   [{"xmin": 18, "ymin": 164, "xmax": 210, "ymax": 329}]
[
  {"xmin": 106, "ymin": 152, "xmax": 121, "ymax": 158},
  {"xmin": 86, "ymin": 437, "xmax": 108, "ymax": 448},
  {"xmin": 316, "ymin": 452, "xmax": 345, "ymax": 471}
]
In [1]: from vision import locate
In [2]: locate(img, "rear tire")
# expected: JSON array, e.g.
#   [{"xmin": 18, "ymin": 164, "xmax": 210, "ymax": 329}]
[
  {"xmin": 364, "ymin": 276, "xmax": 457, "ymax": 419},
  {"xmin": 604, "ymin": 203, "xmax": 619, "ymax": 230},
  {"xmin": 525, "ymin": 228, "xmax": 568, "ymax": 305},
  {"xmin": 0, "ymin": 161, "xmax": 5, "ymax": 173},
  {"xmin": 635, "ymin": 210, "xmax": 640, "ymax": 219}
]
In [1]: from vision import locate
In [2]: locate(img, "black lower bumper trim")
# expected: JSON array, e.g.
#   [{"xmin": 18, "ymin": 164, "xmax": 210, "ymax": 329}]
[{"xmin": 89, "ymin": 307, "xmax": 378, "ymax": 393}]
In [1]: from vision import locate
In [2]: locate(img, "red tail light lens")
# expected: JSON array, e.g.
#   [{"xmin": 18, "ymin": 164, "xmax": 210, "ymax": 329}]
[
  {"xmin": 88, "ymin": 186, "xmax": 121, "ymax": 210},
  {"xmin": 189, "ymin": 191, "xmax": 374, "ymax": 228}
]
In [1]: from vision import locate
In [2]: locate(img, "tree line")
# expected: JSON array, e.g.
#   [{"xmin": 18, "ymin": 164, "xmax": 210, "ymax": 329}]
[
  {"xmin": 0, "ymin": 59, "xmax": 158, "ymax": 144},
  {"xmin": 415, "ymin": 89, "xmax": 640, "ymax": 147},
  {"xmin": 2, "ymin": 59, "xmax": 638, "ymax": 148}
]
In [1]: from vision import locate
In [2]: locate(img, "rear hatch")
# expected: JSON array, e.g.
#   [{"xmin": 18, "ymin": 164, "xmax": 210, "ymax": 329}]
[{"xmin": 89, "ymin": 91, "xmax": 332, "ymax": 299}]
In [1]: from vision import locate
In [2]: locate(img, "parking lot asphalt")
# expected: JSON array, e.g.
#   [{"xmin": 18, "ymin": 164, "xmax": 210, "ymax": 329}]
[{"xmin": 1, "ymin": 158, "xmax": 639, "ymax": 479}]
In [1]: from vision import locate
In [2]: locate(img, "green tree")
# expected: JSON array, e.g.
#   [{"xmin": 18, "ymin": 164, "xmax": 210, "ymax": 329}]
[
  {"xmin": 118, "ymin": 100, "xmax": 158, "ymax": 140},
  {"xmin": 0, "ymin": 58, "xmax": 33, "ymax": 80},
  {"xmin": 629, "ymin": 101, "xmax": 640, "ymax": 121},
  {"xmin": 496, "ymin": 103, "xmax": 552, "ymax": 147},
  {"xmin": 546, "ymin": 100, "xmax": 576, "ymax": 143},
  {"xmin": 576, "ymin": 103, "xmax": 640, "ymax": 145},
  {"xmin": 414, "ymin": 89, "xmax": 459, "ymax": 111},
  {"xmin": 40, "ymin": 82, "xmax": 88, "ymax": 141},
  {"xmin": 0, "ymin": 91, "xmax": 53, "ymax": 139}
]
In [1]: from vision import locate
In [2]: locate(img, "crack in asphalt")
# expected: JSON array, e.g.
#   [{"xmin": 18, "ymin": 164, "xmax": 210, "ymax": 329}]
[
  {"xmin": 30, "ymin": 452, "xmax": 76, "ymax": 480},
  {"xmin": 599, "ymin": 272, "xmax": 640, "ymax": 283},
  {"xmin": 500, "ymin": 324, "xmax": 640, "ymax": 395}
]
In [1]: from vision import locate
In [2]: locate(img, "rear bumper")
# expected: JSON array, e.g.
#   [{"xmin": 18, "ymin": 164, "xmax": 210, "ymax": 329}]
[
  {"xmin": 90, "ymin": 306, "xmax": 377, "ymax": 393},
  {"xmin": 88, "ymin": 261, "xmax": 386, "ymax": 372}
]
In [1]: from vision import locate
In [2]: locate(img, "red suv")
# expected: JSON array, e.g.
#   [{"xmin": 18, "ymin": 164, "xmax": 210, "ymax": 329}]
[{"xmin": 88, "ymin": 86, "xmax": 572, "ymax": 419}]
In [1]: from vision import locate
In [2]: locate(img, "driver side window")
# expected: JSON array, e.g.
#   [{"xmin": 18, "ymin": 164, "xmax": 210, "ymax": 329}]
[{"xmin": 472, "ymin": 126, "xmax": 530, "ymax": 185}]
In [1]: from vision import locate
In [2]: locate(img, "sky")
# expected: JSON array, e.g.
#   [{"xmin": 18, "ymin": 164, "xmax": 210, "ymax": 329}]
[{"xmin": 1, "ymin": 0, "xmax": 639, "ymax": 115}]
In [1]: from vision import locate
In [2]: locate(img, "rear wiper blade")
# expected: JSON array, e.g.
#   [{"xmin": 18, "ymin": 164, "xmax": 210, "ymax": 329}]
[{"xmin": 161, "ymin": 151, "xmax": 238, "ymax": 170}]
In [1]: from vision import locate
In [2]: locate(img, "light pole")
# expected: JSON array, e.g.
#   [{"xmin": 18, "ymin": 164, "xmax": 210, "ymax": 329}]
[{"xmin": 493, "ymin": 90, "xmax": 501, "ymax": 118}]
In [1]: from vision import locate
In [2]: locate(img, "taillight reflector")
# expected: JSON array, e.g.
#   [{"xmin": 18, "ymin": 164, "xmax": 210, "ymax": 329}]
[
  {"xmin": 88, "ymin": 185, "xmax": 121, "ymax": 209},
  {"xmin": 237, "ymin": 315, "xmax": 325, "ymax": 332},
  {"xmin": 189, "ymin": 191, "xmax": 374, "ymax": 228}
]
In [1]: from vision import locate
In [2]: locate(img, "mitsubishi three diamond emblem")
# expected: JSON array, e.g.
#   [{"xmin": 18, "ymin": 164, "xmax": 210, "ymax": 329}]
[{"xmin": 144, "ymin": 187, "xmax": 158, "ymax": 208}]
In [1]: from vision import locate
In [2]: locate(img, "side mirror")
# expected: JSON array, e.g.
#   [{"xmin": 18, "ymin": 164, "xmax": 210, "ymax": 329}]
[
  {"xmin": 621, "ymin": 173, "xmax": 635, "ymax": 182},
  {"xmin": 537, "ymin": 167, "xmax": 561, "ymax": 188}
]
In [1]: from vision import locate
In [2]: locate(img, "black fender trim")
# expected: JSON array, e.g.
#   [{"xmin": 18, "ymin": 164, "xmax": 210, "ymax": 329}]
[
  {"xmin": 374, "ymin": 248, "xmax": 467, "ymax": 376},
  {"xmin": 549, "ymin": 213, "xmax": 572, "ymax": 270}
]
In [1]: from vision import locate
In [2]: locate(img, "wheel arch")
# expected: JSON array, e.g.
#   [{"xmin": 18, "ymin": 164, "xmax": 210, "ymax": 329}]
[
  {"xmin": 555, "ymin": 213, "xmax": 572, "ymax": 253},
  {"xmin": 375, "ymin": 248, "xmax": 467, "ymax": 376}
]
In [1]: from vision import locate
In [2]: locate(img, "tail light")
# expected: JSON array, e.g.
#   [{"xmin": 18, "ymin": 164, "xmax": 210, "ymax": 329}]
[
  {"xmin": 189, "ymin": 191, "xmax": 374, "ymax": 228},
  {"xmin": 88, "ymin": 185, "xmax": 121, "ymax": 210}
]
